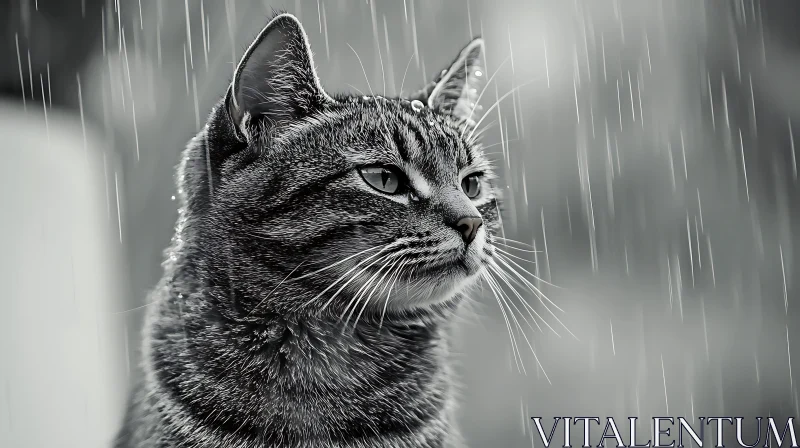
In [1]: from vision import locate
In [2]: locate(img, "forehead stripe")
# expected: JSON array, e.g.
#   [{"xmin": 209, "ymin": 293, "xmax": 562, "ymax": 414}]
[
  {"xmin": 392, "ymin": 126, "xmax": 410, "ymax": 162},
  {"xmin": 404, "ymin": 117, "xmax": 428, "ymax": 160}
]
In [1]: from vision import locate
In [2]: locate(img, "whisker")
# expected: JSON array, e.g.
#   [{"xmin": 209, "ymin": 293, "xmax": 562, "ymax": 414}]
[
  {"xmin": 481, "ymin": 271, "xmax": 526, "ymax": 375},
  {"xmin": 248, "ymin": 260, "xmax": 306, "ymax": 316},
  {"xmin": 379, "ymin": 258, "xmax": 410, "ymax": 329},
  {"xmin": 341, "ymin": 255, "xmax": 398, "ymax": 330},
  {"xmin": 340, "ymin": 266, "xmax": 380, "ymax": 327},
  {"xmin": 488, "ymin": 263, "xmax": 552, "ymax": 335},
  {"xmin": 398, "ymin": 52, "xmax": 415, "ymax": 97},
  {"xmin": 325, "ymin": 243, "xmax": 424, "ymax": 317},
  {"xmin": 349, "ymin": 255, "xmax": 404, "ymax": 332},
  {"xmin": 491, "ymin": 246, "xmax": 537, "ymax": 265},
  {"xmin": 461, "ymin": 56, "xmax": 511, "ymax": 138},
  {"xmin": 467, "ymin": 78, "xmax": 542, "ymax": 142},
  {"xmin": 291, "ymin": 243, "xmax": 385, "ymax": 282},
  {"xmin": 493, "ymin": 255, "xmax": 578, "ymax": 341},
  {"xmin": 475, "ymin": 138, "xmax": 522, "ymax": 152},
  {"xmin": 302, "ymin": 244, "xmax": 394, "ymax": 309},
  {"xmin": 494, "ymin": 250, "xmax": 564, "ymax": 294},
  {"xmin": 346, "ymin": 83, "xmax": 367, "ymax": 96},
  {"xmin": 484, "ymin": 270, "xmax": 552, "ymax": 384},
  {"xmin": 112, "ymin": 299, "xmax": 159, "ymax": 315},
  {"xmin": 320, "ymin": 250, "xmax": 393, "ymax": 312},
  {"xmin": 493, "ymin": 236, "xmax": 537, "ymax": 249},
  {"xmin": 348, "ymin": 43, "xmax": 375, "ymax": 96},
  {"xmin": 492, "ymin": 255, "xmax": 559, "ymax": 315},
  {"xmin": 467, "ymin": 120, "xmax": 497, "ymax": 143},
  {"xmin": 404, "ymin": 264, "xmax": 420, "ymax": 301},
  {"xmin": 376, "ymin": 33, "xmax": 386, "ymax": 97},
  {"xmin": 492, "ymin": 242, "xmax": 540, "ymax": 254}
]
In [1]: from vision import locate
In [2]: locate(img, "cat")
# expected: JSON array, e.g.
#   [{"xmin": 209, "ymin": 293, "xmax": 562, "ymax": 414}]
[{"xmin": 115, "ymin": 12, "xmax": 498, "ymax": 448}]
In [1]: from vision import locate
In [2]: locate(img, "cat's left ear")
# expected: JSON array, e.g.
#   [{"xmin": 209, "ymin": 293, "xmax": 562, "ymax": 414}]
[
  {"xmin": 412, "ymin": 38, "xmax": 485, "ymax": 126},
  {"xmin": 227, "ymin": 13, "xmax": 333, "ymax": 141}
]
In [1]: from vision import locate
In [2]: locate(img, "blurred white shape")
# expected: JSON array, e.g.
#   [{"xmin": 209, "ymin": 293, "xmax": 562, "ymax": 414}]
[{"xmin": 0, "ymin": 100, "xmax": 126, "ymax": 448}]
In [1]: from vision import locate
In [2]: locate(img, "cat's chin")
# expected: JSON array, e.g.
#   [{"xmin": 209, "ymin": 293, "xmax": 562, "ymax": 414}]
[{"xmin": 388, "ymin": 262, "xmax": 486, "ymax": 310}]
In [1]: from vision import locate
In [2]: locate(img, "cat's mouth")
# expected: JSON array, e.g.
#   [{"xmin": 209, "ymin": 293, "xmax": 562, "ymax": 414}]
[{"xmin": 325, "ymin": 233, "xmax": 491, "ymax": 310}]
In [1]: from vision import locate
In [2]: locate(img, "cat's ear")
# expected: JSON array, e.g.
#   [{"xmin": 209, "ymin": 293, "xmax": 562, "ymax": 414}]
[
  {"xmin": 227, "ymin": 13, "xmax": 332, "ymax": 140},
  {"xmin": 411, "ymin": 38, "xmax": 485, "ymax": 126}
]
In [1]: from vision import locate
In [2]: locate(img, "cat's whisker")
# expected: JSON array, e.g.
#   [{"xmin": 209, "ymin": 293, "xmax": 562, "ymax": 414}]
[
  {"xmin": 492, "ymin": 255, "xmax": 579, "ymax": 341},
  {"xmin": 290, "ymin": 243, "xmax": 386, "ymax": 282},
  {"xmin": 484, "ymin": 270, "xmax": 552, "ymax": 384},
  {"xmin": 494, "ymin": 246, "xmax": 536, "ymax": 265},
  {"xmin": 323, "ymin": 239, "xmax": 432, "ymax": 317},
  {"xmin": 491, "ymin": 242, "xmax": 540, "ymax": 255},
  {"xmin": 248, "ymin": 260, "xmax": 306, "ymax": 316},
  {"xmin": 318, "ymin": 250, "xmax": 394, "ymax": 312},
  {"xmin": 379, "ymin": 258, "xmax": 411, "ymax": 329},
  {"xmin": 488, "ymin": 262, "xmax": 551, "ymax": 335},
  {"xmin": 460, "ymin": 56, "xmax": 511, "ymax": 138},
  {"xmin": 367, "ymin": 255, "xmax": 407, "ymax": 308},
  {"xmin": 493, "ymin": 236, "xmax": 537, "ymax": 249},
  {"xmin": 482, "ymin": 270, "xmax": 535, "ymax": 376},
  {"xmin": 398, "ymin": 52, "xmax": 415, "ymax": 97},
  {"xmin": 404, "ymin": 264, "xmax": 420, "ymax": 301},
  {"xmin": 467, "ymin": 77, "xmax": 542, "ymax": 142},
  {"xmin": 494, "ymin": 250, "xmax": 564, "ymax": 294},
  {"xmin": 112, "ymin": 299, "xmax": 159, "ymax": 315},
  {"xmin": 341, "ymin": 261, "xmax": 385, "ymax": 320},
  {"xmin": 492, "ymin": 254, "xmax": 560, "ymax": 315},
  {"xmin": 489, "ymin": 270, "xmax": 553, "ymax": 353},
  {"xmin": 347, "ymin": 43, "xmax": 375, "ymax": 97},
  {"xmin": 491, "ymin": 246, "xmax": 537, "ymax": 265},
  {"xmin": 346, "ymin": 83, "xmax": 366, "ymax": 97},
  {"xmin": 376, "ymin": 33, "xmax": 387, "ymax": 97},
  {"xmin": 304, "ymin": 244, "xmax": 396, "ymax": 310},
  {"xmin": 480, "ymin": 271, "xmax": 525, "ymax": 374},
  {"xmin": 341, "ymin": 255, "xmax": 397, "ymax": 329},
  {"xmin": 348, "ymin": 255, "xmax": 404, "ymax": 332},
  {"xmin": 467, "ymin": 120, "xmax": 497, "ymax": 144},
  {"xmin": 488, "ymin": 263, "xmax": 548, "ymax": 333},
  {"xmin": 475, "ymin": 138, "xmax": 522, "ymax": 152}
]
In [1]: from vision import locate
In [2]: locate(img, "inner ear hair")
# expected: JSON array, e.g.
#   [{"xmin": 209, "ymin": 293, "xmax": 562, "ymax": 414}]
[{"xmin": 228, "ymin": 13, "xmax": 334, "ymax": 141}]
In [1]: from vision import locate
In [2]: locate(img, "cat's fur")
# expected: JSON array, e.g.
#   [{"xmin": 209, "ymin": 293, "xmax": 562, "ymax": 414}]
[{"xmin": 116, "ymin": 12, "xmax": 498, "ymax": 448}]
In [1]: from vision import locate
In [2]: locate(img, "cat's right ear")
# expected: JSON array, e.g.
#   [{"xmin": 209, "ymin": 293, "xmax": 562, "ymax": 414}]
[{"xmin": 227, "ymin": 13, "xmax": 333, "ymax": 141}]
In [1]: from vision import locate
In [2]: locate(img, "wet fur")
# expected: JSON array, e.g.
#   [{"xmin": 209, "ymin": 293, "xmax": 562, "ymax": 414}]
[{"xmin": 116, "ymin": 12, "xmax": 497, "ymax": 448}]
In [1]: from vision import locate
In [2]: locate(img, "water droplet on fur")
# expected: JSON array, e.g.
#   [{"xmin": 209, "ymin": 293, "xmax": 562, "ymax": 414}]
[
  {"xmin": 171, "ymin": 195, "xmax": 176, "ymax": 201},
  {"xmin": 362, "ymin": 95, "xmax": 371, "ymax": 101},
  {"xmin": 411, "ymin": 99, "xmax": 424, "ymax": 112},
  {"xmin": 474, "ymin": 70, "xmax": 483, "ymax": 77}
]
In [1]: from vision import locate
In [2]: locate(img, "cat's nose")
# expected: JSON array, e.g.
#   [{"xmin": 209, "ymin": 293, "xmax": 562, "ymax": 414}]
[{"xmin": 451, "ymin": 216, "xmax": 483, "ymax": 245}]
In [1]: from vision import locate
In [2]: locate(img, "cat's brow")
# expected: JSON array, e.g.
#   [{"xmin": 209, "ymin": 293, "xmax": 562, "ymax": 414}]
[
  {"xmin": 400, "ymin": 117, "xmax": 428, "ymax": 160},
  {"xmin": 391, "ymin": 126, "xmax": 411, "ymax": 162},
  {"xmin": 405, "ymin": 166, "xmax": 432, "ymax": 198}
]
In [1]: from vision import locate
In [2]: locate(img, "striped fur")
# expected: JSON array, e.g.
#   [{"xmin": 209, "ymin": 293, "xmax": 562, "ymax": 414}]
[{"xmin": 116, "ymin": 13, "xmax": 498, "ymax": 448}]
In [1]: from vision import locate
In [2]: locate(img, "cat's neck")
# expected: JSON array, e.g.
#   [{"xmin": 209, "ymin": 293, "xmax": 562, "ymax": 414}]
[{"xmin": 139, "ymin": 275, "xmax": 463, "ymax": 447}]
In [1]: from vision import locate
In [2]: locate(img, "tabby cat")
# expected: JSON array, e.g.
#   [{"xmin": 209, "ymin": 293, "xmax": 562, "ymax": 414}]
[{"xmin": 116, "ymin": 12, "xmax": 499, "ymax": 448}]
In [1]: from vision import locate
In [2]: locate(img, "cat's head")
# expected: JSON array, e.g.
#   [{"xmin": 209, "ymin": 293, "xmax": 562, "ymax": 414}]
[{"xmin": 186, "ymin": 13, "xmax": 499, "ymax": 317}]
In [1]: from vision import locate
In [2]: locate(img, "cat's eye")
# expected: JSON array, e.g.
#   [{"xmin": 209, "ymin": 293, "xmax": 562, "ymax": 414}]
[
  {"xmin": 461, "ymin": 174, "xmax": 482, "ymax": 199},
  {"xmin": 359, "ymin": 165, "xmax": 404, "ymax": 194}
]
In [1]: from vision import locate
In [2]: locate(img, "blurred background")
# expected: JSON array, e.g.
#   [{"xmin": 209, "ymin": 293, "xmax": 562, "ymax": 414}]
[{"xmin": 1, "ymin": 0, "xmax": 799, "ymax": 447}]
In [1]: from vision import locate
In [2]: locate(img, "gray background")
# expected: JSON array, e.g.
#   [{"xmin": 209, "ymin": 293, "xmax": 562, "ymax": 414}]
[{"xmin": 2, "ymin": 0, "xmax": 799, "ymax": 447}]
